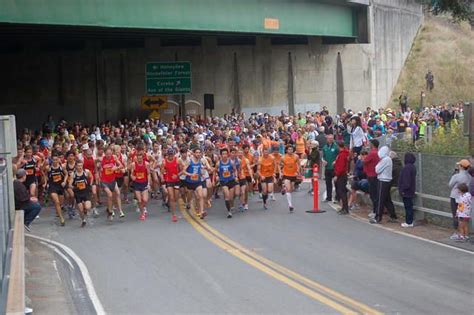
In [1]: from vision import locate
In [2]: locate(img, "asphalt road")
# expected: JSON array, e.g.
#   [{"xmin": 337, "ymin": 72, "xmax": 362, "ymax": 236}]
[{"xmin": 29, "ymin": 183, "xmax": 474, "ymax": 314}]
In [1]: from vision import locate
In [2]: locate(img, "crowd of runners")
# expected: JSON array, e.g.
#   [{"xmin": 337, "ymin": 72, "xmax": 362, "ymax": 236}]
[{"xmin": 12, "ymin": 103, "xmax": 470, "ymax": 231}]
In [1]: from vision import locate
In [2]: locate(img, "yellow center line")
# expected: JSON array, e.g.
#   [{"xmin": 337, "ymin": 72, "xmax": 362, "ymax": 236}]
[
  {"xmin": 179, "ymin": 200, "xmax": 383, "ymax": 315},
  {"xmin": 179, "ymin": 204, "xmax": 357, "ymax": 315}
]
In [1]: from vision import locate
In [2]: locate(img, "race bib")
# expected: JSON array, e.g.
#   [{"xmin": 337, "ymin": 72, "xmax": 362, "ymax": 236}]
[
  {"xmin": 105, "ymin": 168, "xmax": 114, "ymax": 175},
  {"xmin": 77, "ymin": 182, "xmax": 86, "ymax": 190},
  {"xmin": 26, "ymin": 169, "xmax": 34, "ymax": 175},
  {"xmin": 136, "ymin": 172, "xmax": 145, "ymax": 180},
  {"xmin": 223, "ymin": 170, "xmax": 231, "ymax": 178},
  {"xmin": 191, "ymin": 174, "xmax": 199, "ymax": 181},
  {"xmin": 52, "ymin": 174, "xmax": 62, "ymax": 183}
]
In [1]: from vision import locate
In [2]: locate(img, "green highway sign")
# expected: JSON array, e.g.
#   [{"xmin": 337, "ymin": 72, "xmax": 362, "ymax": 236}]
[{"xmin": 146, "ymin": 62, "xmax": 192, "ymax": 95}]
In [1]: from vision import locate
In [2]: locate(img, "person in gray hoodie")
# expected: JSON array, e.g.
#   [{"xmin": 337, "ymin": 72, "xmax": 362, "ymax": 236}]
[
  {"xmin": 448, "ymin": 159, "xmax": 471, "ymax": 234},
  {"xmin": 370, "ymin": 146, "xmax": 397, "ymax": 224}
]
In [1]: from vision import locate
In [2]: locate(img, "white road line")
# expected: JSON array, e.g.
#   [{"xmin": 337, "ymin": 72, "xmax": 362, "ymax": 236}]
[
  {"xmin": 326, "ymin": 200, "xmax": 474, "ymax": 255},
  {"xmin": 27, "ymin": 234, "xmax": 106, "ymax": 314}
]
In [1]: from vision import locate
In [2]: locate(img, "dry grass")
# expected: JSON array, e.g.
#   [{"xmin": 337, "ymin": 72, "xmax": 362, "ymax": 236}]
[{"xmin": 390, "ymin": 15, "xmax": 474, "ymax": 109}]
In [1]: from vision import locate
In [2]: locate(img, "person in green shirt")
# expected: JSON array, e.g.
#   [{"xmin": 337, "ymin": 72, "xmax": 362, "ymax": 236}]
[
  {"xmin": 418, "ymin": 119, "xmax": 427, "ymax": 138},
  {"xmin": 322, "ymin": 134, "xmax": 339, "ymax": 202}
]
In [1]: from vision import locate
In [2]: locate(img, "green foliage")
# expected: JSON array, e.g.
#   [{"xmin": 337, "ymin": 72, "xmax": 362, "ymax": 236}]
[
  {"xmin": 392, "ymin": 123, "xmax": 469, "ymax": 156},
  {"xmin": 417, "ymin": 0, "xmax": 473, "ymax": 23}
]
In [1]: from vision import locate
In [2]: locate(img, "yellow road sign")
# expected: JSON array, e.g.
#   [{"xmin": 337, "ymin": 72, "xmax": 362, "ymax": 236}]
[{"xmin": 141, "ymin": 96, "xmax": 168, "ymax": 110}]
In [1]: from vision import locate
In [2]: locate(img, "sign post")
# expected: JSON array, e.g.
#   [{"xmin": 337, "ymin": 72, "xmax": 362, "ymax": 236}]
[
  {"xmin": 306, "ymin": 165, "xmax": 325, "ymax": 214},
  {"xmin": 146, "ymin": 62, "xmax": 192, "ymax": 95}
]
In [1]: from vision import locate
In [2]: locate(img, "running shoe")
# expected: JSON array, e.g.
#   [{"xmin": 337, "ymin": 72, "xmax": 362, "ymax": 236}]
[
  {"xmin": 81, "ymin": 219, "xmax": 87, "ymax": 228},
  {"xmin": 119, "ymin": 211, "xmax": 125, "ymax": 218},
  {"xmin": 244, "ymin": 204, "xmax": 249, "ymax": 211},
  {"xmin": 227, "ymin": 211, "xmax": 233, "ymax": 218},
  {"xmin": 144, "ymin": 208, "xmax": 148, "ymax": 217},
  {"xmin": 112, "ymin": 210, "xmax": 116, "ymax": 217},
  {"xmin": 92, "ymin": 208, "xmax": 99, "ymax": 217},
  {"xmin": 270, "ymin": 194, "xmax": 276, "ymax": 201},
  {"xmin": 289, "ymin": 207, "xmax": 294, "ymax": 213},
  {"xmin": 239, "ymin": 205, "xmax": 244, "ymax": 212},
  {"xmin": 60, "ymin": 217, "xmax": 65, "ymax": 226},
  {"xmin": 135, "ymin": 207, "xmax": 140, "ymax": 213},
  {"xmin": 281, "ymin": 187, "xmax": 286, "ymax": 195},
  {"xmin": 401, "ymin": 223, "xmax": 414, "ymax": 228},
  {"xmin": 450, "ymin": 233, "xmax": 461, "ymax": 240},
  {"xmin": 369, "ymin": 218, "xmax": 379, "ymax": 224},
  {"xmin": 139, "ymin": 213, "xmax": 146, "ymax": 221},
  {"xmin": 172, "ymin": 214, "xmax": 178, "ymax": 222},
  {"xmin": 263, "ymin": 203, "xmax": 268, "ymax": 210}
]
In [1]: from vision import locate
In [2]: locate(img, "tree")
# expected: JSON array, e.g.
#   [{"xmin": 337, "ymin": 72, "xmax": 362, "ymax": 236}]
[{"xmin": 418, "ymin": 0, "xmax": 473, "ymax": 23}]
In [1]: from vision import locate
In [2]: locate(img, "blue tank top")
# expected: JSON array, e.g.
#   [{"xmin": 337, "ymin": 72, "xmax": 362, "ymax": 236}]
[
  {"xmin": 185, "ymin": 159, "xmax": 202, "ymax": 183},
  {"xmin": 218, "ymin": 160, "xmax": 235, "ymax": 182}
]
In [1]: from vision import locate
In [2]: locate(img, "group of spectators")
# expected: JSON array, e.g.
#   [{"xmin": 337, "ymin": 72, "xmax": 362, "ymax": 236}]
[{"xmin": 12, "ymin": 103, "xmax": 472, "ymax": 239}]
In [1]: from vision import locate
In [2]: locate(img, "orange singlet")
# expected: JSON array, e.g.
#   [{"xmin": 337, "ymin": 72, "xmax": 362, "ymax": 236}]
[
  {"xmin": 259, "ymin": 156, "xmax": 275, "ymax": 178},
  {"xmin": 282, "ymin": 154, "xmax": 298, "ymax": 177}
]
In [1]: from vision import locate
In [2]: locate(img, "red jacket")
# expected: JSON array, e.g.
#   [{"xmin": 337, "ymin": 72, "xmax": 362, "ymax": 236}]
[
  {"xmin": 363, "ymin": 148, "xmax": 380, "ymax": 177},
  {"xmin": 334, "ymin": 148, "xmax": 350, "ymax": 176}
]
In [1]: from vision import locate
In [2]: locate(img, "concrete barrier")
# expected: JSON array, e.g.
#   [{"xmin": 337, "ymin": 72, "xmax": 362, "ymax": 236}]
[{"xmin": 6, "ymin": 211, "xmax": 25, "ymax": 315}]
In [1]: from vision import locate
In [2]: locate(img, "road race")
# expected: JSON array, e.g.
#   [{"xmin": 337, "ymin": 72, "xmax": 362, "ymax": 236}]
[{"xmin": 0, "ymin": 1, "xmax": 473, "ymax": 314}]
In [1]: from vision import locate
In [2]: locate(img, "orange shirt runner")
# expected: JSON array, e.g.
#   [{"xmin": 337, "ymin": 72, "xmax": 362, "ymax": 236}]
[
  {"xmin": 282, "ymin": 154, "xmax": 299, "ymax": 177},
  {"xmin": 259, "ymin": 156, "xmax": 276, "ymax": 178}
]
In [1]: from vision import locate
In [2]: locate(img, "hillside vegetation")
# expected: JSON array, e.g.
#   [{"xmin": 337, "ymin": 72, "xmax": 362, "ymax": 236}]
[{"xmin": 390, "ymin": 15, "xmax": 474, "ymax": 109}]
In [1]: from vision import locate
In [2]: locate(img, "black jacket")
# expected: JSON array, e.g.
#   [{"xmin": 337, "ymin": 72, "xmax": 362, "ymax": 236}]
[
  {"xmin": 14, "ymin": 180, "xmax": 30, "ymax": 210},
  {"xmin": 398, "ymin": 153, "xmax": 417, "ymax": 197}
]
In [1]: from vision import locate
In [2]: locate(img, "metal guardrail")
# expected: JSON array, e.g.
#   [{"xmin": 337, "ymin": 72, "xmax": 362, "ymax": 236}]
[
  {"xmin": 0, "ymin": 164, "xmax": 12, "ymax": 311},
  {"xmin": 5, "ymin": 211, "xmax": 25, "ymax": 315}
]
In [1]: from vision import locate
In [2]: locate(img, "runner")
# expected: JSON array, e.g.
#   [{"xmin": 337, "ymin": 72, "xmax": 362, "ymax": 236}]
[
  {"xmin": 217, "ymin": 148, "xmax": 238, "ymax": 218},
  {"xmin": 130, "ymin": 151, "xmax": 152, "ymax": 221},
  {"xmin": 19, "ymin": 145, "xmax": 39, "ymax": 197},
  {"xmin": 82, "ymin": 147, "xmax": 99, "ymax": 217},
  {"xmin": 161, "ymin": 148, "xmax": 180, "ymax": 222},
  {"xmin": 99, "ymin": 147, "xmax": 125, "ymax": 221},
  {"xmin": 257, "ymin": 147, "xmax": 279, "ymax": 209},
  {"xmin": 281, "ymin": 145, "xmax": 300, "ymax": 213},
  {"xmin": 45, "ymin": 151, "xmax": 67, "ymax": 226},
  {"xmin": 238, "ymin": 149, "xmax": 254, "ymax": 211},
  {"xmin": 64, "ymin": 150, "xmax": 77, "ymax": 219},
  {"xmin": 69, "ymin": 160, "xmax": 93, "ymax": 227},
  {"xmin": 229, "ymin": 147, "xmax": 242, "ymax": 209},
  {"xmin": 182, "ymin": 147, "xmax": 206, "ymax": 219},
  {"xmin": 178, "ymin": 147, "xmax": 190, "ymax": 208}
]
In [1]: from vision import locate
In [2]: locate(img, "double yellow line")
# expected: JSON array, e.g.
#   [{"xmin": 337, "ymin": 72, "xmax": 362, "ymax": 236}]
[{"xmin": 179, "ymin": 202, "xmax": 382, "ymax": 315}]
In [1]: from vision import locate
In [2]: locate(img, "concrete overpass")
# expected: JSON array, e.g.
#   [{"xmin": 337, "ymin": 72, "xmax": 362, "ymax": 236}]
[{"xmin": 0, "ymin": 0, "xmax": 422, "ymax": 127}]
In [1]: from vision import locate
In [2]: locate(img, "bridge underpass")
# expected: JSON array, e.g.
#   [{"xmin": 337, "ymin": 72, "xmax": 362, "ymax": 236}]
[{"xmin": 0, "ymin": 0, "xmax": 422, "ymax": 130}]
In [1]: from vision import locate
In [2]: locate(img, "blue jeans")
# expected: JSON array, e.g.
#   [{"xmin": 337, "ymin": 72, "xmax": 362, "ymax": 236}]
[
  {"xmin": 22, "ymin": 202, "xmax": 41, "ymax": 226},
  {"xmin": 402, "ymin": 197, "xmax": 414, "ymax": 224}
]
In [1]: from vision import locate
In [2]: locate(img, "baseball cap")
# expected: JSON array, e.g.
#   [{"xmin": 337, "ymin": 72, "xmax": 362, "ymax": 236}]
[
  {"xmin": 81, "ymin": 144, "xmax": 89, "ymax": 151},
  {"xmin": 16, "ymin": 169, "xmax": 26, "ymax": 179},
  {"xmin": 457, "ymin": 159, "xmax": 471, "ymax": 168}
]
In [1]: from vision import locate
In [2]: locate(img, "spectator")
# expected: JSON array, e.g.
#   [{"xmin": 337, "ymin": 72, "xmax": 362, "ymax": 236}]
[
  {"xmin": 390, "ymin": 151, "xmax": 403, "ymax": 188},
  {"xmin": 13, "ymin": 169, "xmax": 41, "ymax": 231},
  {"xmin": 370, "ymin": 146, "xmax": 397, "ymax": 224},
  {"xmin": 425, "ymin": 70, "xmax": 434, "ymax": 91},
  {"xmin": 322, "ymin": 134, "xmax": 339, "ymax": 202},
  {"xmin": 364, "ymin": 139, "xmax": 380, "ymax": 219},
  {"xmin": 448, "ymin": 159, "xmax": 472, "ymax": 237},
  {"xmin": 399, "ymin": 91, "xmax": 408, "ymax": 113},
  {"xmin": 451, "ymin": 183, "xmax": 471, "ymax": 242},
  {"xmin": 334, "ymin": 142, "xmax": 350, "ymax": 215},
  {"xmin": 307, "ymin": 140, "xmax": 320, "ymax": 195},
  {"xmin": 398, "ymin": 153, "xmax": 417, "ymax": 228}
]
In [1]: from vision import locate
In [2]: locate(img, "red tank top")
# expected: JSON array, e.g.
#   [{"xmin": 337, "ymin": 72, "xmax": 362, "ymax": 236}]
[
  {"xmin": 133, "ymin": 161, "xmax": 148, "ymax": 183},
  {"xmin": 101, "ymin": 156, "xmax": 116, "ymax": 183},
  {"xmin": 83, "ymin": 156, "xmax": 95, "ymax": 176},
  {"xmin": 163, "ymin": 157, "xmax": 179, "ymax": 183},
  {"xmin": 115, "ymin": 154, "xmax": 124, "ymax": 178}
]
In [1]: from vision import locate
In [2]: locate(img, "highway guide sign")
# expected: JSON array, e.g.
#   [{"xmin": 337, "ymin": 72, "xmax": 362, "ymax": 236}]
[{"xmin": 146, "ymin": 62, "xmax": 192, "ymax": 95}]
